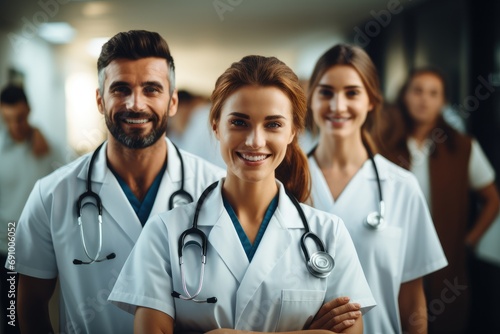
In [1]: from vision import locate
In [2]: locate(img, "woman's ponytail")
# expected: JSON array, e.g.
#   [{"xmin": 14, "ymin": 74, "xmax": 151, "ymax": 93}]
[{"xmin": 275, "ymin": 138, "xmax": 311, "ymax": 203}]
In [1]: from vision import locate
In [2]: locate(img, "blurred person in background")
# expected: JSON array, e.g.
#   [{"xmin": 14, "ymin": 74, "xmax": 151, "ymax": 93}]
[
  {"xmin": 0, "ymin": 84, "xmax": 65, "ymax": 334},
  {"xmin": 375, "ymin": 67, "xmax": 500, "ymax": 334},
  {"xmin": 167, "ymin": 89, "xmax": 208, "ymax": 146},
  {"xmin": 306, "ymin": 44, "xmax": 447, "ymax": 334},
  {"xmin": 169, "ymin": 89, "xmax": 226, "ymax": 168}
]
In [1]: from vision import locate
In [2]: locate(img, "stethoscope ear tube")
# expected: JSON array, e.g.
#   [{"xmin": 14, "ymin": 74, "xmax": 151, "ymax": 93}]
[
  {"xmin": 178, "ymin": 228, "xmax": 208, "ymax": 259},
  {"xmin": 76, "ymin": 213, "xmax": 103, "ymax": 265}
]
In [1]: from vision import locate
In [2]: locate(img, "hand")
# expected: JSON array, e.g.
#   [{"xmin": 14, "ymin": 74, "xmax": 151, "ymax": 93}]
[
  {"xmin": 465, "ymin": 232, "xmax": 480, "ymax": 249},
  {"xmin": 307, "ymin": 297, "xmax": 361, "ymax": 333}
]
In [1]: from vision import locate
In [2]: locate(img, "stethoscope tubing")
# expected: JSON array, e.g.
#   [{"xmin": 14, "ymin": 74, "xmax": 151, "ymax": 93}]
[
  {"xmin": 307, "ymin": 143, "xmax": 385, "ymax": 229},
  {"xmin": 77, "ymin": 214, "xmax": 103, "ymax": 264},
  {"xmin": 75, "ymin": 141, "xmax": 191, "ymax": 265},
  {"xmin": 173, "ymin": 180, "xmax": 336, "ymax": 304}
]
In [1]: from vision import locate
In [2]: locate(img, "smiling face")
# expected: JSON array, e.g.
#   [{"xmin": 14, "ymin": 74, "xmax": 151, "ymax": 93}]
[
  {"xmin": 404, "ymin": 72, "xmax": 445, "ymax": 126},
  {"xmin": 311, "ymin": 65, "xmax": 372, "ymax": 141},
  {"xmin": 213, "ymin": 86, "xmax": 295, "ymax": 185},
  {"xmin": 96, "ymin": 57, "xmax": 177, "ymax": 149}
]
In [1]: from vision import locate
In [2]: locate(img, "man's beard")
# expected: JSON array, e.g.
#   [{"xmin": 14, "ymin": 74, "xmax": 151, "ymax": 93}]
[{"xmin": 104, "ymin": 110, "xmax": 168, "ymax": 149}]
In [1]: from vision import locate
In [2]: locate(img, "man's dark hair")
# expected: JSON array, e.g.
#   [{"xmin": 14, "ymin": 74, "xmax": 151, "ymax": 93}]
[
  {"xmin": 0, "ymin": 84, "xmax": 29, "ymax": 105},
  {"xmin": 97, "ymin": 30, "xmax": 175, "ymax": 94}
]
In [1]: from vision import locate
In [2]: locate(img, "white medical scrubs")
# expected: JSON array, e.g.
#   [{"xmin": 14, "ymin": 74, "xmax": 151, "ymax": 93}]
[
  {"xmin": 11, "ymin": 138, "xmax": 225, "ymax": 334},
  {"xmin": 109, "ymin": 179, "xmax": 376, "ymax": 332},
  {"xmin": 308, "ymin": 154, "xmax": 447, "ymax": 334}
]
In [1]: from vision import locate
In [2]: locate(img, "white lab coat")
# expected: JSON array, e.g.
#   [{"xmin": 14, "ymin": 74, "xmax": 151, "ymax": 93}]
[
  {"xmin": 12, "ymin": 138, "xmax": 225, "ymax": 334},
  {"xmin": 109, "ymin": 179, "xmax": 376, "ymax": 332},
  {"xmin": 308, "ymin": 154, "xmax": 448, "ymax": 334}
]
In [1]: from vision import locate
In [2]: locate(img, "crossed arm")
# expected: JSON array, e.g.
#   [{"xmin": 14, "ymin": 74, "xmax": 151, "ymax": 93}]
[
  {"xmin": 18, "ymin": 275, "xmax": 363, "ymax": 334},
  {"xmin": 134, "ymin": 297, "xmax": 363, "ymax": 334}
]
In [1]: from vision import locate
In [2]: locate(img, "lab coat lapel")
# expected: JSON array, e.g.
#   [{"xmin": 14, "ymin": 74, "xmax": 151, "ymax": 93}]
[
  {"xmin": 200, "ymin": 181, "xmax": 249, "ymax": 284},
  {"xmin": 234, "ymin": 183, "xmax": 301, "ymax": 327},
  {"xmin": 309, "ymin": 155, "xmax": 387, "ymax": 211},
  {"xmin": 149, "ymin": 138, "xmax": 181, "ymax": 217},
  {"xmin": 91, "ymin": 142, "xmax": 143, "ymax": 244}
]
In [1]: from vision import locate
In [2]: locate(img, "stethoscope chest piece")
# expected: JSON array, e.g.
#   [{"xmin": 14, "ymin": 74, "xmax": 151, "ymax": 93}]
[
  {"xmin": 301, "ymin": 232, "xmax": 335, "ymax": 279},
  {"xmin": 364, "ymin": 198, "xmax": 386, "ymax": 230},
  {"xmin": 364, "ymin": 211, "xmax": 386, "ymax": 230},
  {"xmin": 307, "ymin": 251, "xmax": 335, "ymax": 278}
]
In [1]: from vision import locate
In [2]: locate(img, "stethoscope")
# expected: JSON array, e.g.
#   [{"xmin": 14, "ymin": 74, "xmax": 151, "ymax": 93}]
[
  {"xmin": 171, "ymin": 181, "xmax": 335, "ymax": 304},
  {"xmin": 73, "ymin": 141, "xmax": 193, "ymax": 265},
  {"xmin": 307, "ymin": 143, "xmax": 386, "ymax": 230}
]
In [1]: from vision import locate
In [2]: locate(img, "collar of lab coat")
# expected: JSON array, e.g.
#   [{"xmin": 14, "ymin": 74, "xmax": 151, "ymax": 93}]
[
  {"xmin": 76, "ymin": 137, "xmax": 181, "ymax": 183},
  {"xmin": 309, "ymin": 153, "xmax": 389, "ymax": 182},
  {"xmin": 75, "ymin": 137, "xmax": 182, "ymax": 243},
  {"xmin": 195, "ymin": 178, "xmax": 305, "ymax": 229}
]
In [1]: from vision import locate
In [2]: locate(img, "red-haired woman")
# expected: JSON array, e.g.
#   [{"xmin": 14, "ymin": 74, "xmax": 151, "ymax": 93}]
[{"xmin": 109, "ymin": 55, "xmax": 375, "ymax": 333}]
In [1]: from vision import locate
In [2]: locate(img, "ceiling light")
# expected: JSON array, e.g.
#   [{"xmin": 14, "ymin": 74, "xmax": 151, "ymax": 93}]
[
  {"xmin": 82, "ymin": 2, "xmax": 112, "ymax": 17},
  {"xmin": 38, "ymin": 22, "xmax": 76, "ymax": 44},
  {"xmin": 87, "ymin": 37, "xmax": 109, "ymax": 58}
]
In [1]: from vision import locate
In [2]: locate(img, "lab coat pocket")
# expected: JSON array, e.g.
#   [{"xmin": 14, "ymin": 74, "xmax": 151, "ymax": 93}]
[{"xmin": 275, "ymin": 289, "xmax": 325, "ymax": 332}]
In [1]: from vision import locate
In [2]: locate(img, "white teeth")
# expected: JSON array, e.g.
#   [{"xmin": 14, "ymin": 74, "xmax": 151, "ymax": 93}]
[
  {"xmin": 327, "ymin": 116, "xmax": 349, "ymax": 122},
  {"xmin": 124, "ymin": 119, "xmax": 148, "ymax": 124},
  {"xmin": 240, "ymin": 153, "xmax": 267, "ymax": 162}
]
